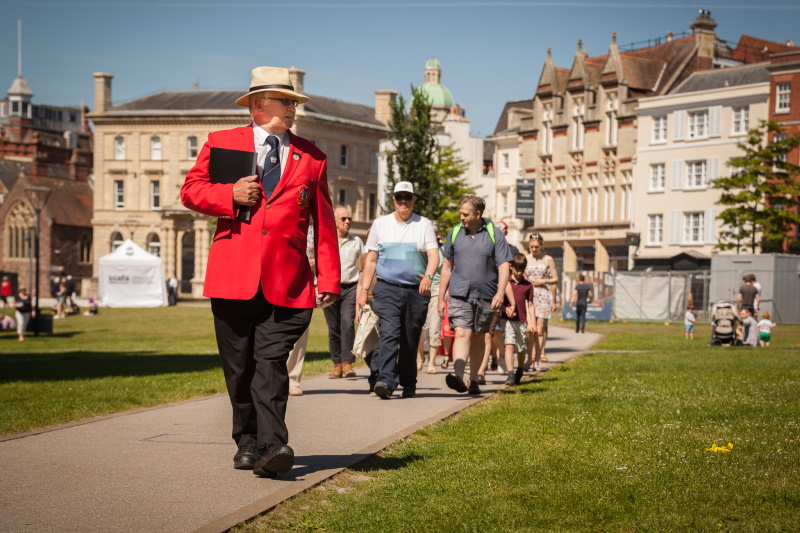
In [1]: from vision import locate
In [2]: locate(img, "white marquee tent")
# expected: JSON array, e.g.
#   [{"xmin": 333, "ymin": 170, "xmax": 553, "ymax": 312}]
[{"xmin": 98, "ymin": 239, "xmax": 167, "ymax": 308}]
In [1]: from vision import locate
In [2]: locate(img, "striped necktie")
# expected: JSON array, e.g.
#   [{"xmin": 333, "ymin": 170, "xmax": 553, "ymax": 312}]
[{"xmin": 262, "ymin": 135, "xmax": 281, "ymax": 199}]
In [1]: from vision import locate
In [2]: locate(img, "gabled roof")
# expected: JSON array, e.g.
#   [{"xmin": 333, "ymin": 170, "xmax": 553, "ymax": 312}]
[
  {"xmin": 671, "ymin": 62, "xmax": 771, "ymax": 94},
  {"xmin": 492, "ymin": 98, "xmax": 534, "ymax": 135},
  {"xmin": 733, "ymin": 35, "xmax": 799, "ymax": 63},
  {"xmin": 26, "ymin": 174, "xmax": 93, "ymax": 227},
  {"xmin": 106, "ymin": 90, "xmax": 386, "ymax": 128}
]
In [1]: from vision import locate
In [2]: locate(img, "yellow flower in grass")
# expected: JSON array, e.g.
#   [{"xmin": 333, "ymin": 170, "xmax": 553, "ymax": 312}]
[{"xmin": 705, "ymin": 442, "xmax": 734, "ymax": 453}]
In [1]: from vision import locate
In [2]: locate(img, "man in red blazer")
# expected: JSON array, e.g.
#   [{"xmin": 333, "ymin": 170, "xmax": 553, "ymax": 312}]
[{"xmin": 182, "ymin": 66, "xmax": 340, "ymax": 478}]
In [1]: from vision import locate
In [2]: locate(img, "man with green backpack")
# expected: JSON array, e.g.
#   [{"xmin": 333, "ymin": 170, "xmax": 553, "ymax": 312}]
[{"xmin": 437, "ymin": 195, "xmax": 513, "ymax": 394}]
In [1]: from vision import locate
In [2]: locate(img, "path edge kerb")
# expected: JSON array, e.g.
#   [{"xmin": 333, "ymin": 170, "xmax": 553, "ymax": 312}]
[{"xmin": 195, "ymin": 334, "xmax": 605, "ymax": 533}]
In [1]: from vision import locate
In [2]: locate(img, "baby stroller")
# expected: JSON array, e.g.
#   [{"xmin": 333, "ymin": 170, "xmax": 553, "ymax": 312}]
[{"xmin": 709, "ymin": 299, "xmax": 740, "ymax": 346}]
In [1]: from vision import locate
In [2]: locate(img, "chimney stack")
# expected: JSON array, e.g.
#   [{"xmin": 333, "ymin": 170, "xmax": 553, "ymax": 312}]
[
  {"xmin": 93, "ymin": 72, "xmax": 113, "ymax": 113},
  {"xmin": 691, "ymin": 10, "xmax": 718, "ymax": 69},
  {"xmin": 288, "ymin": 66, "xmax": 305, "ymax": 96},
  {"xmin": 374, "ymin": 89, "xmax": 398, "ymax": 125}
]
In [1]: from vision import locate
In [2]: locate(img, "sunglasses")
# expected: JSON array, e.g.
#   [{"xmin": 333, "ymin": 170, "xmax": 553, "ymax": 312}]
[
  {"xmin": 262, "ymin": 96, "xmax": 300, "ymax": 107},
  {"xmin": 394, "ymin": 194, "xmax": 414, "ymax": 202},
  {"xmin": 528, "ymin": 233, "xmax": 543, "ymax": 241},
  {"xmin": 339, "ymin": 217, "xmax": 352, "ymax": 222}
]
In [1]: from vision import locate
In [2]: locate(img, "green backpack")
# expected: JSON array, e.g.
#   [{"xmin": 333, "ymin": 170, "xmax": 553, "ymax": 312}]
[{"xmin": 450, "ymin": 221, "xmax": 496, "ymax": 244}]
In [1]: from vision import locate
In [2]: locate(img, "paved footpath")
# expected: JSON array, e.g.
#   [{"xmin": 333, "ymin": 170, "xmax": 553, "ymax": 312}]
[{"xmin": 0, "ymin": 325, "xmax": 600, "ymax": 533}]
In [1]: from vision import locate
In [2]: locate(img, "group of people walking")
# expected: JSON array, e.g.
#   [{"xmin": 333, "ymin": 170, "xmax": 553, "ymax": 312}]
[{"xmin": 179, "ymin": 64, "xmax": 564, "ymax": 479}]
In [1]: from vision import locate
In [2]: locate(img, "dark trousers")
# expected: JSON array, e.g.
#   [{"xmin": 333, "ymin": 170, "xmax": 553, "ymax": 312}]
[
  {"xmin": 323, "ymin": 282, "xmax": 357, "ymax": 364},
  {"xmin": 211, "ymin": 288, "xmax": 312, "ymax": 449},
  {"xmin": 575, "ymin": 303, "xmax": 587, "ymax": 333},
  {"xmin": 370, "ymin": 280, "xmax": 429, "ymax": 392}
]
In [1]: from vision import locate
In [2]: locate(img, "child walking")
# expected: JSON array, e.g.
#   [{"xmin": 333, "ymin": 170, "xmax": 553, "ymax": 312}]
[
  {"xmin": 500, "ymin": 253, "xmax": 534, "ymax": 386},
  {"xmin": 684, "ymin": 304, "xmax": 696, "ymax": 340},
  {"xmin": 758, "ymin": 311, "xmax": 776, "ymax": 347}
]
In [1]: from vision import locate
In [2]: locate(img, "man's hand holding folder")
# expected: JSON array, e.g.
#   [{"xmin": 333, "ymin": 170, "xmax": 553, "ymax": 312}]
[{"xmin": 209, "ymin": 147, "xmax": 258, "ymax": 221}]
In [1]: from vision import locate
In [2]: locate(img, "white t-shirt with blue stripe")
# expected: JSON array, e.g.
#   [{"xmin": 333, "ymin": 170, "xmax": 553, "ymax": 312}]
[{"xmin": 365, "ymin": 213, "xmax": 438, "ymax": 286}]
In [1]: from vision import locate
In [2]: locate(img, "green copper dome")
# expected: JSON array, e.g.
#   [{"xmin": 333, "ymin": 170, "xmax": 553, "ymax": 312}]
[{"xmin": 420, "ymin": 82, "xmax": 454, "ymax": 108}]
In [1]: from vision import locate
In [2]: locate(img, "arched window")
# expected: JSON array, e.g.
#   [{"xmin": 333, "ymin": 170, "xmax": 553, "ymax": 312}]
[
  {"xmin": 110, "ymin": 231, "xmax": 124, "ymax": 252},
  {"xmin": 4, "ymin": 201, "xmax": 36, "ymax": 259},
  {"xmin": 187, "ymin": 136, "xmax": 198, "ymax": 159},
  {"xmin": 80, "ymin": 234, "xmax": 92, "ymax": 264},
  {"xmin": 114, "ymin": 136, "xmax": 126, "ymax": 160},
  {"xmin": 150, "ymin": 136, "xmax": 162, "ymax": 160},
  {"xmin": 147, "ymin": 233, "xmax": 161, "ymax": 257}
]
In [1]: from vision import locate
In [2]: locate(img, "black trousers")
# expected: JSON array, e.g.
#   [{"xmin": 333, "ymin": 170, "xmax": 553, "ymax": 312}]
[
  {"xmin": 211, "ymin": 288, "xmax": 312, "ymax": 449},
  {"xmin": 370, "ymin": 280, "xmax": 429, "ymax": 392},
  {"xmin": 323, "ymin": 282, "xmax": 357, "ymax": 364},
  {"xmin": 575, "ymin": 303, "xmax": 587, "ymax": 333}
]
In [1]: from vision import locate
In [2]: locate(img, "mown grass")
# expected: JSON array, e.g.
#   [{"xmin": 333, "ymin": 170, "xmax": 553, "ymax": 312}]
[
  {"xmin": 0, "ymin": 306, "xmax": 350, "ymax": 436},
  {"xmin": 235, "ymin": 322, "xmax": 800, "ymax": 533}
]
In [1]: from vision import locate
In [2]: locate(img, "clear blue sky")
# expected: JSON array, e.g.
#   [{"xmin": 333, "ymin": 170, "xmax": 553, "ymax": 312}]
[{"xmin": 2, "ymin": 1, "xmax": 799, "ymax": 138}]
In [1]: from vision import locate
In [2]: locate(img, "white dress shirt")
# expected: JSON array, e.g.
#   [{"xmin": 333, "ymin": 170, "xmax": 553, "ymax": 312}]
[{"xmin": 252, "ymin": 122, "xmax": 290, "ymax": 179}]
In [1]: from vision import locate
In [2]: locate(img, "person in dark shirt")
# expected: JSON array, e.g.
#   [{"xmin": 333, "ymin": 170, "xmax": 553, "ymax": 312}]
[
  {"xmin": 14, "ymin": 288, "xmax": 32, "ymax": 342},
  {"xmin": 736, "ymin": 274, "xmax": 760, "ymax": 314},
  {"xmin": 570, "ymin": 274, "xmax": 593, "ymax": 334}
]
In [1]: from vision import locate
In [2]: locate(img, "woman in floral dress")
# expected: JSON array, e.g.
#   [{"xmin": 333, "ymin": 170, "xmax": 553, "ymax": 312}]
[{"xmin": 524, "ymin": 234, "xmax": 558, "ymax": 370}]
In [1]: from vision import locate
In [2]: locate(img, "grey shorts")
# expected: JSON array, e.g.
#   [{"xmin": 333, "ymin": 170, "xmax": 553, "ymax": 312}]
[
  {"xmin": 448, "ymin": 296, "xmax": 497, "ymax": 334},
  {"xmin": 499, "ymin": 319, "xmax": 527, "ymax": 353}
]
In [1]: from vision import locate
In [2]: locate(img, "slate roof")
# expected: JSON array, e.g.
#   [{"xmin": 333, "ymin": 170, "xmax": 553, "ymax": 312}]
[
  {"xmin": 492, "ymin": 98, "xmax": 534, "ymax": 136},
  {"xmin": 108, "ymin": 90, "xmax": 386, "ymax": 128},
  {"xmin": 0, "ymin": 159, "xmax": 28, "ymax": 195},
  {"xmin": 26, "ymin": 174, "xmax": 93, "ymax": 227},
  {"xmin": 671, "ymin": 62, "xmax": 771, "ymax": 94}
]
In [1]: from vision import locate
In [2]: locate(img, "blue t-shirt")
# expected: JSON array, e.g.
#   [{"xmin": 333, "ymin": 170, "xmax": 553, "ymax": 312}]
[{"xmin": 684, "ymin": 311, "xmax": 695, "ymax": 327}]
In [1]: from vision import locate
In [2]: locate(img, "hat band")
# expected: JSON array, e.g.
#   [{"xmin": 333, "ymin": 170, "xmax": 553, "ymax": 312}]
[{"xmin": 250, "ymin": 84, "xmax": 295, "ymax": 92}]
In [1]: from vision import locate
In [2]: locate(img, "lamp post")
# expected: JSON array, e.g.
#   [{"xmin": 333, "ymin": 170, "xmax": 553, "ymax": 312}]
[{"xmin": 25, "ymin": 185, "xmax": 51, "ymax": 336}]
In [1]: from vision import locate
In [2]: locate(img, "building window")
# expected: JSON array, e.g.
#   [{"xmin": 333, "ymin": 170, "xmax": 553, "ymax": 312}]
[
  {"xmin": 187, "ymin": 136, "xmax": 198, "ymax": 159},
  {"xmin": 150, "ymin": 181, "xmax": 161, "ymax": 210},
  {"xmin": 652, "ymin": 115, "xmax": 667, "ymax": 142},
  {"xmin": 80, "ymin": 234, "xmax": 92, "ymax": 264},
  {"xmin": 110, "ymin": 231, "xmax": 124, "ymax": 252},
  {"xmin": 686, "ymin": 160, "xmax": 707, "ymax": 189},
  {"xmin": 368, "ymin": 193, "xmax": 377, "ymax": 219},
  {"xmin": 732, "ymin": 106, "xmax": 749, "ymax": 135},
  {"xmin": 776, "ymin": 82, "xmax": 790, "ymax": 113},
  {"xmin": 587, "ymin": 173, "xmax": 599, "ymax": 222},
  {"xmin": 620, "ymin": 171, "xmax": 632, "ymax": 220},
  {"xmin": 603, "ymin": 173, "xmax": 616, "ymax": 222},
  {"xmin": 147, "ymin": 233, "xmax": 161, "ymax": 257},
  {"xmin": 572, "ymin": 100, "xmax": 585, "ymax": 151},
  {"xmin": 501, "ymin": 192, "xmax": 509, "ymax": 215},
  {"xmin": 605, "ymin": 94, "xmax": 618, "ymax": 146},
  {"xmin": 150, "ymin": 136, "xmax": 162, "ymax": 160},
  {"xmin": 502, "ymin": 153, "xmax": 510, "ymax": 170},
  {"xmin": 114, "ymin": 136, "xmax": 126, "ymax": 160},
  {"xmin": 650, "ymin": 163, "xmax": 665, "ymax": 191},
  {"xmin": 648, "ymin": 214, "xmax": 663, "ymax": 245},
  {"xmin": 541, "ymin": 105, "xmax": 553, "ymax": 155},
  {"xmin": 370, "ymin": 151, "xmax": 378, "ymax": 173},
  {"xmin": 684, "ymin": 212, "xmax": 704, "ymax": 244},
  {"xmin": 571, "ymin": 189, "xmax": 582, "ymax": 223},
  {"xmin": 5, "ymin": 201, "xmax": 36, "ymax": 259},
  {"xmin": 340, "ymin": 145, "xmax": 349, "ymax": 168},
  {"xmin": 114, "ymin": 180, "xmax": 124, "ymax": 210},
  {"xmin": 338, "ymin": 188, "xmax": 347, "ymax": 206},
  {"xmin": 687, "ymin": 110, "xmax": 709, "ymax": 139}
]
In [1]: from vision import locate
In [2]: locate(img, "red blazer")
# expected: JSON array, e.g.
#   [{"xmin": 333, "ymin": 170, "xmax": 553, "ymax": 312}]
[{"xmin": 181, "ymin": 126, "xmax": 340, "ymax": 307}]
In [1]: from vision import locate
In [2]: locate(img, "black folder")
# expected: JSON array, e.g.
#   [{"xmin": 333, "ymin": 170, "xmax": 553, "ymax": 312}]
[{"xmin": 209, "ymin": 147, "xmax": 257, "ymax": 221}]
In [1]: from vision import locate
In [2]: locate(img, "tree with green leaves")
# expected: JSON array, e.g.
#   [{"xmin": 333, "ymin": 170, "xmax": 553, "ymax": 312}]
[
  {"xmin": 383, "ymin": 86, "xmax": 473, "ymax": 228},
  {"xmin": 714, "ymin": 120, "xmax": 800, "ymax": 254}
]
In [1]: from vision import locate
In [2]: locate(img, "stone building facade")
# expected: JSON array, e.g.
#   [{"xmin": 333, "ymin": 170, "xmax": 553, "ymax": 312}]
[
  {"xmin": 632, "ymin": 63, "xmax": 771, "ymax": 269},
  {"xmin": 513, "ymin": 12, "xmax": 794, "ymax": 272},
  {"xmin": 87, "ymin": 69, "xmax": 388, "ymax": 298}
]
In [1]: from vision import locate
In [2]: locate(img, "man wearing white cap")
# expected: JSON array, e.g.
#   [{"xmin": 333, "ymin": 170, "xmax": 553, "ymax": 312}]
[
  {"xmin": 357, "ymin": 181, "xmax": 439, "ymax": 399},
  {"xmin": 182, "ymin": 66, "xmax": 340, "ymax": 478}
]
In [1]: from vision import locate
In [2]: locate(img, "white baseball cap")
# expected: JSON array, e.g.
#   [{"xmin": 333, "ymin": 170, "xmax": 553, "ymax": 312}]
[{"xmin": 393, "ymin": 181, "xmax": 415, "ymax": 196}]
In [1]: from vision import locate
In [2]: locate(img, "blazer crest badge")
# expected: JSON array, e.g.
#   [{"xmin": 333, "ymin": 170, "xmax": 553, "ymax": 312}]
[{"xmin": 296, "ymin": 184, "xmax": 310, "ymax": 208}]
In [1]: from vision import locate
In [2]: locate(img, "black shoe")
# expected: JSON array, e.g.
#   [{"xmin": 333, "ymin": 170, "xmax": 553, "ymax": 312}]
[
  {"xmin": 233, "ymin": 445, "xmax": 257, "ymax": 470},
  {"xmin": 253, "ymin": 444, "xmax": 294, "ymax": 477},
  {"xmin": 515, "ymin": 367, "xmax": 524, "ymax": 384},
  {"xmin": 504, "ymin": 373, "xmax": 516, "ymax": 386},
  {"xmin": 368, "ymin": 380, "xmax": 376, "ymax": 393},
  {"xmin": 374, "ymin": 381, "xmax": 393, "ymax": 399},
  {"xmin": 445, "ymin": 374, "xmax": 468, "ymax": 393},
  {"xmin": 402, "ymin": 387, "xmax": 416, "ymax": 398},
  {"xmin": 490, "ymin": 357, "xmax": 498, "ymax": 371},
  {"xmin": 476, "ymin": 374, "xmax": 486, "ymax": 385},
  {"xmin": 468, "ymin": 380, "xmax": 482, "ymax": 395}
]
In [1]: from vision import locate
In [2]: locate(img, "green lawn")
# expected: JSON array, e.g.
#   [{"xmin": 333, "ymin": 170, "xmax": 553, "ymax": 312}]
[
  {"xmin": 0, "ymin": 306, "xmax": 348, "ymax": 436},
  {"xmin": 235, "ymin": 321, "xmax": 800, "ymax": 533}
]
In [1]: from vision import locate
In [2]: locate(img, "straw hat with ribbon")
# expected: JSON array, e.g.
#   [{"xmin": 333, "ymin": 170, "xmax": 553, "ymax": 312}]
[{"xmin": 235, "ymin": 66, "xmax": 310, "ymax": 107}]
